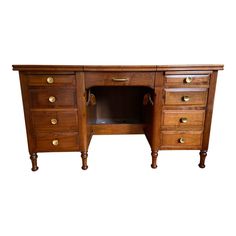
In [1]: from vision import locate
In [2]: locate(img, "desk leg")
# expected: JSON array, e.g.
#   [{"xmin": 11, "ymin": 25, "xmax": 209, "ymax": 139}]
[
  {"xmin": 151, "ymin": 150, "xmax": 158, "ymax": 169},
  {"xmin": 199, "ymin": 150, "xmax": 207, "ymax": 168},
  {"xmin": 30, "ymin": 153, "xmax": 39, "ymax": 171},
  {"xmin": 81, "ymin": 151, "xmax": 88, "ymax": 170}
]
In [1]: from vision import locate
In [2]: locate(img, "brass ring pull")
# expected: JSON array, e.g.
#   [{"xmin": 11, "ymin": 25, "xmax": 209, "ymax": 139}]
[
  {"xmin": 47, "ymin": 77, "xmax": 54, "ymax": 84},
  {"xmin": 49, "ymin": 96, "xmax": 56, "ymax": 103},
  {"xmin": 112, "ymin": 77, "xmax": 129, "ymax": 82},
  {"xmin": 180, "ymin": 117, "xmax": 188, "ymax": 123},
  {"xmin": 52, "ymin": 139, "xmax": 59, "ymax": 146},
  {"xmin": 182, "ymin": 96, "xmax": 190, "ymax": 102},
  {"xmin": 184, "ymin": 77, "xmax": 192, "ymax": 84},
  {"xmin": 178, "ymin": 138, "xmax": 185, "ymax": 144},
  {"xmin": 51, "ymin": 118, "xmax": 57, "ymax": 125}
]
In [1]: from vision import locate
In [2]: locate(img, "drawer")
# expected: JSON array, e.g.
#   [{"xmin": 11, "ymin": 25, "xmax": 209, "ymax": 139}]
[
  {"xmin": 85, "ymin": 72, "xmax": 155, "ymax": 88},
  {"xmin": 161, "ymin": 131, "xmax": 202, "ymax": 149},
  {"xmin": 165, "ymin": 73, "xmax": 210, "ymax": 87},
  {"xmin": 30, "ymin": 88, "xmax": 76, "ymax": 108},
  {"xmin": 165, "ymin": 88, "xmax": 208, "ymax": 106},
  {"xmin": 28, "ymin": 74, "xmax": 75, "ymax": 86},
  {"xmin": 162, "ymin": 110, "xmax": 205, "ymax": 127},
  {"xmin": 31, "ymin": 110, "xmax": 78, "ymax": 131},
  {"xmin": 35, "ymin": 132, "xmax": 79, "ymax": 152}
]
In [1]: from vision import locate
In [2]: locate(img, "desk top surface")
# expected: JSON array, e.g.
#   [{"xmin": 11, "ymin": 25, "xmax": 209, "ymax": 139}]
[{"xmin": 13, "ymin": 64, "xmax": 224, "ymax": 72}]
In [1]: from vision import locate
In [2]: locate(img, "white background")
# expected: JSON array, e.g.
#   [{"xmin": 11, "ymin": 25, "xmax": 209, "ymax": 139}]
[{"xmin": 0, "ymin": 0, "xmax": 235, "ymax": 235}]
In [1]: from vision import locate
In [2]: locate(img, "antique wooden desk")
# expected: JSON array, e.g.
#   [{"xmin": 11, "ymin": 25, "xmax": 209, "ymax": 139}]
[{"xmin": 13, "ymin": 65, "xmax": 224, "ymax": 171}]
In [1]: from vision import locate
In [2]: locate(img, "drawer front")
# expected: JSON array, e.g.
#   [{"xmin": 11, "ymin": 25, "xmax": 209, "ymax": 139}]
[
  {"xmin": 162, "ymin": 110, "xmax": 205, "ymax": 127},
  {"xmin": 30, "ymin": 88, "xmax": 76, "ymax": 108},
  {"xmin": 85, "ymin": 72, "xmax": 155, "ymax": 88},
  {"xmin": 161, "ymin": 131, "xmax": 202, "ymax": 149},
  {"xmin": 28, "ymin": 74, "xmax": 75, "ymax": 86},
  {"xmin": 165, "ymin": 89, "xmax": 208, "ymax": 106},
  {"xmin": 32, "ymin": 111, "xmax": 78, "ymax": 131},
  {"xmin": 165, "ymin": 74, "xmax": 210, "ymax": 87},
  {"xmin": 36, "ymin": 132, "xmax": 79, "ymax": 151}
]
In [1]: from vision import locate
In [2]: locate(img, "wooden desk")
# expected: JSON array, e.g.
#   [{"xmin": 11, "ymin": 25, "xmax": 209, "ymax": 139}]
[{"xmin": 13, "ymin": 65, "xmax": 224, "ymax": 171}]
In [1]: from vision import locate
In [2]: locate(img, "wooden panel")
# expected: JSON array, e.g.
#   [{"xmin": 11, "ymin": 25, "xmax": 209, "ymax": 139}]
[
  {"xmin": 161, "ymin": 131, "xmax": 202, "ymax": 149},
  {"xmin": 31, "ymin": 110, "xmax": 78, "ymax": 131},
  {"xmin": 162, "ymin": 110, "xmax": 205, "ymax": 127},
  {"xmin": 165, "ymin": 88, "xmax": 208, "ymax": 106},
  {"xmin": 92, "ymin": 124, "xmax": 144, "ymax": 134},
  {"xmin": 201, "ymin": 71, "xmax": 218, "ymax": 151},
  {"xmin": 165, "ymin": 73, "xmax": 210, "ymax": 87},
  {"xmin": 30, "ymin": 88, "xmax": 76, "ymax": 108},
  {"xmin": 85, "ymin": 72, "xmax": 155, "ymax": 88},
  {"xmin": 35, "ymin": 132, "xmax": 79, "ymax": 152},
  {"xmin": 19, "ymin": 72, "xmax": 36, "ymax": 153},
  {"xmin": 28, "ymin": 74, "xmax": 75, "ymax": 86}
]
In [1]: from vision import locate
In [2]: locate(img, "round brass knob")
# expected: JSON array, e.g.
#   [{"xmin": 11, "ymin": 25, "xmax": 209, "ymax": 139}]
[
  {"xmin": 52, "ymin": 139, "xmax": 59, "ymax": 146},
  {"xmin": 184, "ymin": 77, "xmax": 192, "ymax": 84},
  {"xmin": 51, "ymin": 118, "xmax": 57, "ymax": 125},
  {"xmin": 178, "ymin": 138, "xmax": 185, "ymax": 144},
  {"xmin": 49, "ymin": 96, "xmax": 56, "ymax": 103},
  {"xmin": 180, "ymin": 117, "xmax": 188, "ymax": 123},
  {"xmin": 182, "ymin": 96, "xmax": 190, "ymax": 102},
  {"xmin": 47, "ymin": 77, "xmax": 54, "ymax": 84}
]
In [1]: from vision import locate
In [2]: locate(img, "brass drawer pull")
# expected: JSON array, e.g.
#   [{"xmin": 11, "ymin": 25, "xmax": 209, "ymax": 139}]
[
  {"xmin": 182, "ymin": 96, "xmax": 190, "ymax": 102},
  {"xmin": 178, "ymin": 138, "xmax": 185, "ymax": 144},
  {"xmin": 112, "ymin": 77, "xmax": 129, "ymax": 82},
  {"xmin": 184, "ymin": 77, "xmax": 192, "ymax": 84},
  {"xmin": 49, "ymin": 96, "xmax": 56, "ymax": 103},
  {"xmin": 52, "ymin": 139, "xmax": 59, "ymax": 146},
  {"xmin": 47, "ymin": 77, "xmax": 54, "ymax": 84},
  {"xmin": 180, "ymin": 117, "xmax": 188, "ymax": 123},
  {"xmin": 51, "ymin": 118, "xmax": 57, "ymax": 125}
]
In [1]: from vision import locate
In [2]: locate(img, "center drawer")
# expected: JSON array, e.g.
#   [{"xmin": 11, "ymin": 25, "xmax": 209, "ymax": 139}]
[
  {"xmin": 85, "ymin": 72, "xmax": 155, "ymax": 88},
  {"xmin": 165, "ymin": 88, "xmax": 208, "ymax": 106}
]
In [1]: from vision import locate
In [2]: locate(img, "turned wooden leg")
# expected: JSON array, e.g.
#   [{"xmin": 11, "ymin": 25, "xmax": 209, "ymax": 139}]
[
  {"xmin": 30, "ymin": 153, "xmax": 39, "ymax": 171},
  {"xmin": 199, "ymin": 150, "xmax": 207, "ymax": 168},
  {"xmin": 81, "ymin": 151, "xmax": 88, "ymax": 170},
  {"xmin": 151, "ymin": 150, "xmax": 158, "ymax": 169}
]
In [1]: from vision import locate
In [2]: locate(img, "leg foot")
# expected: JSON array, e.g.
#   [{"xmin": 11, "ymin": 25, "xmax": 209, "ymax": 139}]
[
  {"xmin": 151, "ymin": 150, "xmax": 158, "ymax": 169},
  {"xmin": 199, "ymin": 150, "xmax": 207, "ymax": 168},
  {"xmin": 30, "ymin": 153, "xmax": 39, "ymax": 171},
  {"xmin": 81, "ymin": 151, "xmax": 88, "ymax": 170}
]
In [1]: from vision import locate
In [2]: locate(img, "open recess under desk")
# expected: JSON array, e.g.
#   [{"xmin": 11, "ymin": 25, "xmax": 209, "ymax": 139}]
[{"xmin": 13, "ymin": 65, "xmax": 224, "ymax": 171}]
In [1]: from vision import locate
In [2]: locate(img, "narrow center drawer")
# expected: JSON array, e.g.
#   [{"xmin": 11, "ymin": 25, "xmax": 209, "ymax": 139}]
[
  {"xmin": 85, "ymin": 72, "xmax": 155, "ymax": 88},
  {"xmin": 162, "ymin": 110, "xmax": 205, "ymax": 127},
  {"xmin": 30, "ymin": 88, "xmax": 76, "ymax": 108},
  {"xmin": 165, "ymin": 88, "xmax": 208, "ymax": 106},
  {"xmin": 31, "ymin": 110, "xmax": 78, "ymax": 131}
]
